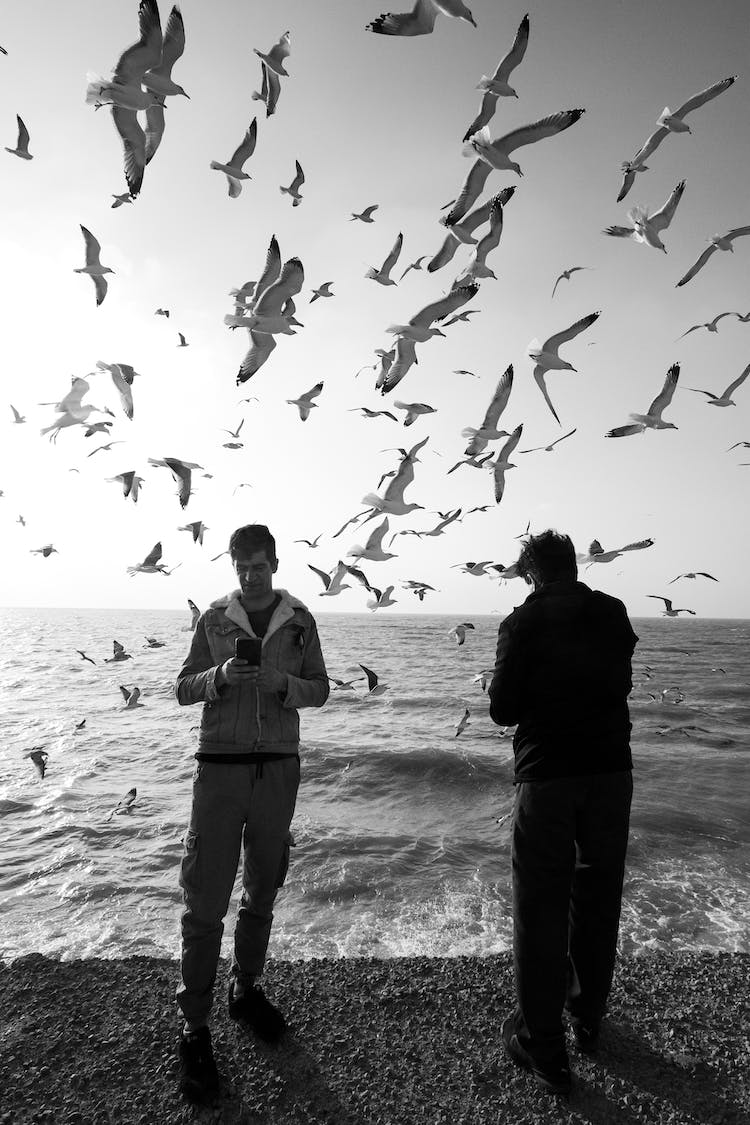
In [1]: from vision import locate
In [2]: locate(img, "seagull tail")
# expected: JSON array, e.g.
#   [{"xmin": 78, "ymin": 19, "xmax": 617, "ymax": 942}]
[{"xmin": 85, "ymin": 74, "xmax": 108, "ymax": 104}]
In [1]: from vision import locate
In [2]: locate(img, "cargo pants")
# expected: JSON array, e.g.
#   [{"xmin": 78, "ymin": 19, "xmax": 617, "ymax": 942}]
[{"xmin": 176, "ymin": 756, "xmax": 300, "ymax": 1027}]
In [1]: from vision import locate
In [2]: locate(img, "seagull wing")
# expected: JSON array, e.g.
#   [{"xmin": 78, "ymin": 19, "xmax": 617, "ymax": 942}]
[
  {"xmin": 480, "ymin": 364, "xmax": 513, "ymax": 429},
  {"xmin": 144, "ymin": 96, "xmax": 166, "ymax": 163},
  {"xmin": 491, "ymin": 108, "xmax": 585, "ymax": 156},
  {"xmin": 647, "ymin": 595, "xmax": 671, "ymax": 610},
  {"xmin": 445, "ymin": 160, "xmax": 492, "ymax": 226},
  {"xmin": 164, "ymin": 458, "xmax": 192, "ymax": 506},
  {"xmin": 473, "ymin": 195, "xmax": 505, "ymax": 257},
  {"xmin": 290, "ymin": 159, "xmax": 305, "ymax": 191},
  {"xmin": 462, "ymin": 90, "xmax": 499, "ymax": 144},
  {"xmin": 725, "ymin": 226, "xmax": 750, "ymax": 243},
  {"xmin": 616, "ymin": 165, "xmax": 637, "ymax": 203},
  {"xmin": 549, "ymin": 427, "xmax": 576, "ymax": 448},
  {"xmin": 80, "ymin": 225, "xmax": 103, "ymax": 268},
  {"xmin": 604, "ymin": 224, "xmax": 635, "ymax": 238},
  {"xmin": 721, "ymin": 361, "xmax": 750, "ymax": 399},
  {"xmin": 380, "ymin": 335, "xmax": 418, "ymax": 394},
  {"xmin": 605, "ymin": 423, "xmax": 645, "ymax": 437},
  {"xmin": 56, "ymin": 376, "xmax": 90, "ymax": 415},
  {"xmin": 228, "ymin": 119, "xmax": 258, "ymax": 171},
  {"xmin": 493, "ymin": 12, "xmax": 530, "ymax": 82},
  {"xmin": 114, "ymin": 0, "xmax": 163, "ymax": 84},
  {"xmin": 533, "ymin": 366, "xmax": 560, "ymax": 424},
  {"xmin": 542, "ymin": 310, "xmax": 600, "ymax": 353},
  {"xmin": 365, "ymin": 516, "xmax": 390, "ymax": 551},
  {"xmin": 646, "ymin": 363, "xmax": 679, "ymax": 417},
  {"xmin": 253, "ymin": 235, "xmax": 282, "ymax": 307},
  {"xmin": 383, "ymin": 452, "xmax": 415, "ymax": 503},
  {"xmin": 237, "ymin": 331, "xmax": 275, "ymax": 384},
  {"xmin": 650, "ymin": 180, "xmax": 686, "ymax": 232},
  {"xmin": 617, "ymin": 538, "xmax": 654, "ymax": 553},
  {"xmin": 676, "ymin": 244, "xmax": 716, "ymax": 287},
  {"xmin": 672, "ymin": 74, "xmax": 737, "ymax": 119},
  {"xmin": 155, "ymin": 5, "xmax": 186, "ymax": 76},
  {"xmin": 15, "ymin": 114, "xmax": 30, "ymax": 153},
  {"xmin": 380, "ymin": 232, "xmax": 404, "ymax": 274},
  {"xmin": 366, "ymin": 0, "xmax": 439, "ymax": 36},
  {"xmin": 498, "ymin": 423, "xmax": 523, "ymax": 460},
  {"xmin": 111, "ymin": 106, "xmax": 146, "ymax": 195},
  {"xmin": 630, "ymin": 125, "xmax": 669, "ymax": 166},
  {"xmin": 253, "ymin": 257, "xmax": 305, "ymax": 316},
  {"xmin": 142, "ymin": 541, "xmax": 163, "ymax": 567},
  {"xmin": 409, "ymin": 281, "xmax": 479, "ymax": 327}
]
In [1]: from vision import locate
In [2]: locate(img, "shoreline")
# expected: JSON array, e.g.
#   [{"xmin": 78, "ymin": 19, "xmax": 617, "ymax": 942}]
[{"xmin": 1, "ymin": 951, "xmax": 748, "ymax": 1124}]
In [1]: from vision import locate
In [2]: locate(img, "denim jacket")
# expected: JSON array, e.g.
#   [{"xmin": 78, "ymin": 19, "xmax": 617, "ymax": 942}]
[{"xmin": 175, "ymin": 587, "xmax": 329, "ymax": 756}]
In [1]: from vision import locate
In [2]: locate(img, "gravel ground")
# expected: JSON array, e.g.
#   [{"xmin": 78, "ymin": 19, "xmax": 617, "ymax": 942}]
[{"xmin": 1, "ymin": 951, "xmax": 748, "ymax": 1124}]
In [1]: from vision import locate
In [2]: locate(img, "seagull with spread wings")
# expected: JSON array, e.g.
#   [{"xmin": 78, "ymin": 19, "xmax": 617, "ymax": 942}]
[
  {"xmin": 351, "ymin": 203, "xmax": 379, "ymax": 222},
  {"xmin": 254, "ymin": 30, "xmax": 291, "ymax": 77},
  {"xmin": 366, "ymin": 232, "xmax": 403, "ymax": 285},
  {"xmin": 5, "ymin": 114, "xmax": 32, "ymax": 159},
  {"xmin": 492, "ymin": 425, "xmax": 523, "ymax": 505},
  {"xmin": 10, "ymin": 404, "xmax": 26, "ymax": 423},
  {"xmin": 577, "ymin": 538, "xmax": 654, "ymax": 566},
  {"xmin": 280, "ymin": 160, "xmax": 305, "ymax": 206},
  {"xmin": 148, "ymin": 456, "xmax": 201, "ymax": 507},
  {"xmin": 456, "ymin": 193, "xmax": 507, "ymax": 281},
  {"xmin": 107, "ymin": 471, "xmax": 144, "ymax": 503},
  {"xmin": 74, "ymin": 226, "xmax": 114, "ymax": 306},
  {"xmin": 308, "ymin": 560, "xmax": 352, "ymax": 597},
  {"xmin": 179, "ymin": 520, "xmax": 208, "ymax": 545},
  {"xmin": 462, "ymin": 365, "xmax": 513, "ymax": 455},
  {"xmin": 361, "ymin": 437, "xmax": 427, "ymax": 515},
  {"xmin": 366, "ymin": 0, "xmax": 476, "ymax": 36},
  {"xmin": 434, "ymin": 187, "xmax": 516, "ymax": 267},
  {"xmin": 463, "ymin": 108, "xmax": 585, "ymax": 176},
  {"xmin": 676, "ymin": 226, "xmax": 750, "ymax": 287},
  {"xmin": 647, "ymin": 596, "xmax": 696, "ymax": 617},
  {"xmin": 687, "ymin": 362, "xmax": 750, "ymax": 407},
  {"xmin": 143, "ymin": 5, "xmax": 189, "ymax": 166},
  {"xmin": 462, "ymin": 14, "xmax": 530, "ymax": 141},
  {"xmin": 347, "ymin": 517, "xmax": 398, "ymax": 562},
  {"xmin": 251, "ymin": 57, "xmax": 281, "ymax": 118},
  {"xmin": 287, "ymin": 381, "xmax": 323, "ymax": 421},
  {"xmin": 605, "ymin": 180, "xmax": 685, "ymax": 252},
  {"xmin": 679, "ymin": 311, "xmax": 740, "ymax": 338},
  {"xmin": 210, "ymin": 118, "xmax": 258, "ymax": 198},
  {"xmin": 616, "ymin": 75, "xmax": 737, "ymax": 202},
  {"xmin": 127, "ymin": 541, "xmax": 170, "ymax": 575},
  {"xmin": 669, "ymin": 572, "xmax": 718, "ymax": 584},
  {"xmin": 387, "ymin": 281, "xmax": 478, "ymax": 343},
  {"xmin": 605, "ymin": 364, "xmax": 680, "ymax": 437},
  {"xmin": 551, "ymin": 266, "xmax": 590, "ymax": 299},
  {"xmin": 529, "ymin": 311, "xmax": 599, "ymax": 423}
]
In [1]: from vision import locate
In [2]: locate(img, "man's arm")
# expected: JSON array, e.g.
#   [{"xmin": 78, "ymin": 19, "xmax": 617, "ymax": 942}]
[
  {"xmin": 281, "ymin": 618, "xmax": 330, "ymax": 710},
  {"xmin": 488, "ymin": 618, "xmax": 522, "ymax": 726},
  {"xmin": 174, "ymin": 614, "xmax": 225, "ymax": 705}
]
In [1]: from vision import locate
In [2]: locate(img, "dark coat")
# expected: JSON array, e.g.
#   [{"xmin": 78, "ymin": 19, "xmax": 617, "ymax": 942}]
[{"xmin": 488, "ymin": 580, "xmax": 638, "ymax": 781}]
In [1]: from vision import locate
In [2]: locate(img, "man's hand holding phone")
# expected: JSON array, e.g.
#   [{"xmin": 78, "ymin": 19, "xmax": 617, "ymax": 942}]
[{"xmin": 218, "ymin": 636, "xmax": 288, "ymax": 694}]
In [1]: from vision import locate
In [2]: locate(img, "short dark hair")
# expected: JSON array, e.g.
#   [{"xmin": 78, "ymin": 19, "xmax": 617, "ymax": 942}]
[
  {"xmin": 228, "ymin": 524, "xmax": 277, "ymax": 564},
  {"xmin": 516, "ymin": 529, "xmax": 577, "ymax": 585}
]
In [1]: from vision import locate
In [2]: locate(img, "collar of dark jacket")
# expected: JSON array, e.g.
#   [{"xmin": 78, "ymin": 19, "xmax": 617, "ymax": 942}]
[
  {"xmin": 524, "ymin": 579, "xmax": 590, "ymax": 603},
  {"xmin": 209, "ymin": 588, "xmax": 310, "ymax": 640}
]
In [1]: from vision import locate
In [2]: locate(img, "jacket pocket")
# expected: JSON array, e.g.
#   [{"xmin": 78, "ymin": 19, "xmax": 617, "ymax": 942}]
[
  {"xmin": 206, "ymin": 620, "xmax": 240, "ymax": 663},
  {"xmin": 275, "ymin": 831, "xmax": 295, "ymax": 888},
  {"xmin": 179, "ymin": 829, "xmax": 200, "ymax": 894}
]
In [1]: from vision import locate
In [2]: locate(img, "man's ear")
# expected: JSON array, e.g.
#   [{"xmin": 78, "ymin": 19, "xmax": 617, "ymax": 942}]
[{"xmin": 271, "ymin": 558, "xmax": 279, "ymax": 574}]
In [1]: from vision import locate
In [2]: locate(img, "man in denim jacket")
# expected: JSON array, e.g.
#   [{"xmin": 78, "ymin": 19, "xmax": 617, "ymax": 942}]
[{"xmin": 174, "ymin": 523, "xmax": 329, "ymax": 1103}]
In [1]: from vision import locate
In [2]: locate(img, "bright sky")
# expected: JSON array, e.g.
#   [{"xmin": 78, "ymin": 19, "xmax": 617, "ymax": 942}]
[{"xmin": 1, "ymin": 0, "xmax": 748, "ymax": 617}]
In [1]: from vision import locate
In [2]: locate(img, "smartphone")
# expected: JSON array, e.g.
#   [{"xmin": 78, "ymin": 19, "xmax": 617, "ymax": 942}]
[{"xmin": 235, "ymin": 636, "xmax": 262, "ymax": 666}]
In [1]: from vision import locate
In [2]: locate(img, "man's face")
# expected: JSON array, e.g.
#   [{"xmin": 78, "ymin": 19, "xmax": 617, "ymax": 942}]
[{"xmin": 233, "ymin": 548, "xmax": 277, "ymax": 600}]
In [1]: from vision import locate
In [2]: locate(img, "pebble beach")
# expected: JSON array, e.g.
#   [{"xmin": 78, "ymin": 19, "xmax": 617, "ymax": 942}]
[{"xmin": 2, "ymin": 951, "xmax": 748, "ymax": 1124}]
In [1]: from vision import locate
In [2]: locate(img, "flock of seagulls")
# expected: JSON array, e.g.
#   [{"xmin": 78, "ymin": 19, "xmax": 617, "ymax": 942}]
[{"xmin": 4, "ymin": 1, "xmax": 746, "ymax": 643}]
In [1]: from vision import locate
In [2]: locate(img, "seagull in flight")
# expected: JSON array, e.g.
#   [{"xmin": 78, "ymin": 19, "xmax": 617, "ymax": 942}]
[
  {"xmin": 366, "ymin": 0, "xmax": 476, "ymax": 36},
  {"xmin": 529, "ymin": 311, "xmax": 600, "ymax": 423},
  {"xmin": 519, "ymin": 427, "xmax": 576, "ymax": 454},
  {"xmin": 144, "ymin": 635, "xmax": 166, "ymax": 647},
  {"xmin": 106, "ymin": 471, "xmax": 144, "ymax": 503},
  {"xmin": 351, "ymin": 204, "xmax": 379, "ymax": 222},
  {"xmin": 647, "ymin": 596, "xmax": 696, "ymax": 617},
  {"xmin": 616, "ymin": 75, "xmax": 737, "ymax": 202},
  {"xmin": 348, "ymin": 406, "xmax": 397, "ymax": 422},
  {"xmin": 604, "ymin": 181, "xmax": 685, "ymax": 252},
  {"xmin": 287, "ymin": 381, "xmax": 323, "ymax": 421},
  {"xmin": 5, "ymin": 114, "xmax": 32, "ymax": 159},
  {"xmin": 387, "ymin": 282, "xmax": 478, "ymax": 342},
  {"xmin": 606, "ymin": 363, "xmax": 680, "ymax": 437},
  {"xmin": 462, "ymin": 364, "xmax": 513, "ymax": 455},
  {"xmin": 119, "ymin": 685, "xmax": 144, "ymax": 709},
  {"xmin": 358, "ymin": 663, "xmax": 388, "ymax": 696},
  {"xmin": 142, "ymin": 5, "xmax": 189, "ymax": 166},
  {"xmin": 361, "ymin": 437, "xmax": 427, "ymax": 515},
  {"xmin": 30, "ymin": 544, "xmax": 58, "ymax": 557},
  {"xmin": 367, "ymin": 585, "xmax": 397, "ymax": 611},
  {"xmin": 127, "ymin": 541, "xmax": 170, "ymax": 575},
  {"xmin": 577, "ymin": 538, "xmax": 654, "ymax": 566},
  {"xmin": 679, "ymin": 311, "xmax": 741, "ymax": 338},
  {"xmin": 463, "ymin": 109, "xmax": 585, "ymax": 176},
  {"xmin": 179, "ymin": 520, "xmax": 208, "ymax": 545},
  {"xmin": 24, "ymin": 748, "xmax": 49, "ymax": 778},
  {"xmin": 449, "ymin": 622, "xmax": 475, "ymax": 646},
  {"xmin": 492, "ymin": 425, "xmax": 523, "ymax": 504},
  {"xmin": 76, "ymin": 650, "xmax": 96, "ymax": 664},
  {"xmin": 454, "ymin": 708, "xmax": 471, "ymax": 737},
  {"xmin": 437, "ymin": 186, "xmax": 516, "ymax": 258},
  {"xmin": 106, "ymin": 787, "xmax": 138, "ymax": 820},
  {"xmin": 347, "ymin": 517, "xmax": 398, "ymax": 562},
  {"xmin": 253, "ymin": 30, "xmax": 291, "ymax": 77},
  {"xmin": 308, "ymin": 560, "xmax": 352, "ymax": 596},
  {"xmin": 210, "ymin": 118, "xmax": 258, "ymax": 197},
  {"xmin": 688, "ymin": 362, "xmax": 750, "ymax": 407},
  {"xmin": 148, "ymin": 456, "xmax": 201, "ymax": 507},
  {"xmin": 456, "ymin": 193, "xmax": 507, "ymax": 281},
  {"xmin": 676, "ymin": 226, "xmax": 750, "ymax": 287},
  {"xmin": 669, "ymin": 572, "xmax": 718, "ymax": 584},
  {"xmin": 10, "ymin": 404, "xmax": 26, "ymax": 423},
  {"xmin": 399, "ymin": 256, "xmax": 428, "ymax": 280},
  {"xmin": 105, "ymin": 640, "xmax": 133, "ymax": 663},
  {"xmin": 221, "ymin": 419, "xmax": 245, "ymax": 448},
  {"xmin": 462, "ymin": 13, "xmax": 530, "ymax": 141},
  {"xmin": 393, "ymin": 401, "xmax": 436, "ymax": 427},
  {"xmin": 252, "ymin": 52, "xmax": 282, "ymax": 118},
  {"xmin": 280, "ymin": 159, "xmax": 304, "ymax": 206},
  {"xmin": 294, "ymin": 534, "xmax": 323, "ymax": 548},
  {"xmin": 551, "ymin": 266, "xmax": 590, "ymax": 299},
  {"xmin": 74, "ymin": 226, "xmax": 114, "ymax": 305},
  {"xmin": 366, "ymin": 232, "xmax": 403, "ymax": 285},
  {"xmin": 310, "ymin": 282, "xmax": 334, "ymax": 303}
]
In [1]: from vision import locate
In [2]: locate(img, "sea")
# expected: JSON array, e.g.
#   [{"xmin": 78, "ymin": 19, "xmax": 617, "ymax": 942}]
[{"xmin": 1, "ymin": 608, "xmax": 748, "ymax": 964}]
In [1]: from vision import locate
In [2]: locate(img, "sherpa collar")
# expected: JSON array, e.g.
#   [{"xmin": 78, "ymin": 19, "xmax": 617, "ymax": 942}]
[{"xmin": 209, "ymin": 588, "xmax": 309, "ymax": 641}]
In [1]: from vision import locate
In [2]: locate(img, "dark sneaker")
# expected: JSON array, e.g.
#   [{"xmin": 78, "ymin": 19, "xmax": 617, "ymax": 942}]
[
  {"xmin": 502, "ymin": 1016, "xmax": 572, "ymax": 1096},
  {"xmin": 178, "ymin": 1026, "xmax": 219, "ymax": 1103},
  {"xmin": 570, "ymin": 1017, "xmax": 600, "ymax": 1053},
  {"xmin": 228, "ymin": 980, "xmax": 287, "ymax": 1043}
]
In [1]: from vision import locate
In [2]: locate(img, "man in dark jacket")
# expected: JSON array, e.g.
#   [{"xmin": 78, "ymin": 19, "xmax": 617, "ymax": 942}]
[
  {"xmin": 174, "ymin": 523, "xmax": 329, "ymax": 1103},
  {"xmin": 488, "ymin": 529, "xmax": 638, "ymax": 1095}
]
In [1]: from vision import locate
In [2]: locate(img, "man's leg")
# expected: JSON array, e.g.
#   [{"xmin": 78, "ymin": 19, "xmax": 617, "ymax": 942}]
[
  {"xmin": 567, "ymin": 770, "xmax": 633, "ymax": 1027},
  {"xmin": 233, "ymin": 756, "xmax": 300, "ymax": 985},
  {"xmin": 176, "ymin": 762, "xmax": 251, "ymax": 1030},
  {"xmin": 512, "ymin": 778, "xmax": 577, "ymax": 1061}
]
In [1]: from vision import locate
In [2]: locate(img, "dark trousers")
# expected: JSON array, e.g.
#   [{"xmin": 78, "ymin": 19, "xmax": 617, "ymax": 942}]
[{"xmin": 511, "ymin": 769, "xmax": 633, "ymax": 1060}]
